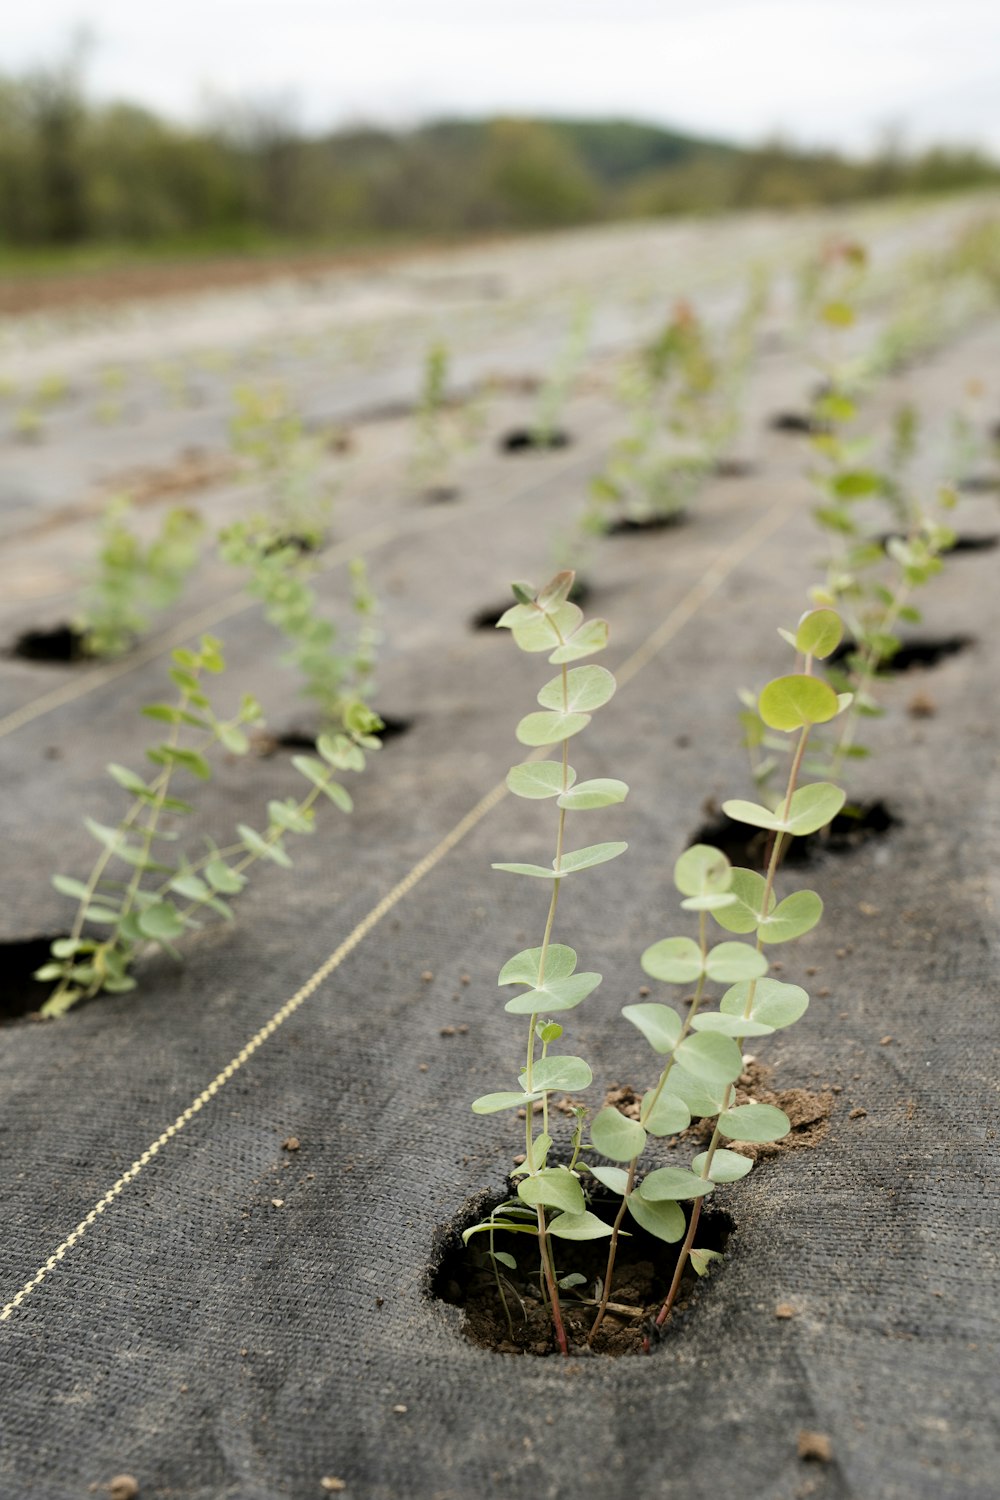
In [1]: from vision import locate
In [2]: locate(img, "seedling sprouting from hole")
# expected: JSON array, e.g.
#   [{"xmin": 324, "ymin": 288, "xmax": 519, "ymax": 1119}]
[
  {"xmin": 38, "ymin": 636, "xmax": 378, "ymax": 1015},
  {"xmin": 230, "ymin": 383, "xmax": 335, "ymax": 547},
  {"xmin": 467, "ymin": 571, "xmax": 628, "ymax": 1356},
  {"xmin": 74, "ymin": 496, "xmax": 205, "ymax": 659},
  {"xmin": 589, "ymin": 607, "xmax": 851, "ymax": 1344},
  {"xmin": 220, "ymin": 524, "xmax": 381, "ymax": 735}
]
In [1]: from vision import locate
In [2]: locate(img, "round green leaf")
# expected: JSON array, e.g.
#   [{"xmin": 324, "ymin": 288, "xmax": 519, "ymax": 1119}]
[
  {"xmin": 136, "ymin": 902, "xmax": 185, "ymax": 943},
  {"xmin": 639, "ymin": 1166, "xmax": 715, "ymax": 1201},
  {"xmin": 546, "ymin": 1210, "xmax": 614, "ymax": 1241},
  {"xmin": 720, "ymin": 978, "xmax": 809, "ymax": 1030},
  {"xmin": 549, "ymin": 619, "xmax": 608, "ymax": 663},
  {"xmin": 471, "ymin": 1091, "xmax": 538, "ymax": 1115},
  {"xmin": 704, "ymin": 942, "xmax": 768, "ymax": 983},
  {"xmin": 499, "ymin": 944, "xmax": 577, "ymax": 985},
  {"xmin": 721, "ymin": 799, "xmax": 784, "ymax": 832},
  {"xmin": 758, "ymin": 675, "xmax": 841, "ymax": 732},
  {"xmin": 557, "ymin": 778, "xmax": 629, "ymax": 810},
  {"xmin": 640, "ymin": 1089, "xmax": 691, "ymax": 1137},
  {"xmin": 712, "ymin": 869, "xmax": 773, "ymax": 935},
  {"xmin": 795, "ymin": 609, "xmax": 843, "ymax": 660},
  {"xmin": 511, "ymin": 602, "xmax": 583, "ymax": 653},
  {"xmin": 674, "ymin": 1031, "xmax": 744, "ymax": 1087},
  {"xmin": 718, "ymin": 1103, "xmax": 791, "ymax": 1143},
  {"xmin": 517, "ymin": 1168, "xmax": 585, "ymax": 1215},
  {"xmin": 538, "ymin": 664, "xmax": 616, "ymax": 713},
  {"xmin": 760, "ymin": 890, "xmax": 823, "ymax": 944},
  {"xmin": 691, "ymin": 1148, "xmax": 753, "ymax": 1182},
  {"xmin": 505, "ymin": 972, "xmax": 601, "ymax": 1015},
  {"xmin": 662, "ymin": 1069, "xmax": 726, "ymax": 1119},
  {"xmin": 516, "ymin": 710, "xmax": 591, "ymax": 747},
  {"xmin": 621, "ymin": 1002, "xmax": 682, "ymax": 1054},
  {"xmin": 690, "ymin": 1009, "xmax": 773, "ymax": 1037},
  {"xmin": 591, "ymin": 1106, "xmax": 647, "ymax": 1162},
  {"xmin": 641, "ymin": 936, "xmax": 703, "ymax": 984},
  {"xmin": 626, "ymin": 1193, "xmax": 685, "ymax": 1243},
  {"xmin": 506, "ymin": 762, "xmax": 576, "ymax": 799},
  {"xmin": 518, "ymin": 1056, "xmax": 593, "ymax": 1093},
  {"xmin": 558, "ymin": 842, "xmax": 628, "ymax": 874},
  {"xmin": 785, "ymin": 783, "xmax": 846, "ymax": 836},
  {"xmin": 589, "ymin": 1165, "xmax": 630, "ymax": 1195},
  {"xmin": 674, "ymin": 844, "xmax": 732, "ymax": 898}
]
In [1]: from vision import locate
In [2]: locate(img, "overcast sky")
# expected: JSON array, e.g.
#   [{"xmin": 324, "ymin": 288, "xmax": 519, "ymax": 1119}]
[{"xmin": 5, "ymin": 0, "xmax": 1000, "ymax": 154}]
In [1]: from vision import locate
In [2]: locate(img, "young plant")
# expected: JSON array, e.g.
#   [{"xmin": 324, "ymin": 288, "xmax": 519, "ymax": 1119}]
[
  {"xmin": 36, "ymin": 635, "xmax": 374, "ymax": 1015},
  {"xmin": 588, "ymin": 608, "xmax": 851, "ymax": 1344},
  {"xmin": 412, "ymin": 340, "xmax": 456, "ymax": 493},
  {"xmin": 77, "ymin": 497, "xmax": 205, "ymax": 659},
  {"xmin": 530, "ymin": 299, "xmax": 591, "ymax": 447},
  {"xmin": 465, "ymin": 571, "xmax": 628, "ymax": 1355},
  {"xmin": 230, "ymin": 383, "xmax": 334, "ymax": 547},
  {"xmin": 219, "ymin": 521, "xmax": 381, "ymax": 733}
]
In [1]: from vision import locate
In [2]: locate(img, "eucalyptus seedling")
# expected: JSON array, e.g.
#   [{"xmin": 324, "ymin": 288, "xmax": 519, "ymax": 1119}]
[
  {"xmin": 77, "ymin": 497, "xmax": 205, "ymax": 659},
  {"xmin": 220, "ymin": 521, "xmax": 381, "ymax": 734},
  {"xmin": 37, "ymin": 635, "xmax": 375, "ymax": 1015},
  {"xmin": 412, "ymin": 340, "xmax": 457, "ymax": 493},
  {"xmin": 466, "ymin": 571, "xmax": 628, "ymax": 1355},
  {"xmin": 589, "ymin": 608, "xmax": 852, "ymax": 1343},
  {"xmin": 230, "ymin": 383, "xmax": 334, "ymax": 547},
  {"xmin": 530, "ymin": 299, "xmax": 591, "ymax": 447}
]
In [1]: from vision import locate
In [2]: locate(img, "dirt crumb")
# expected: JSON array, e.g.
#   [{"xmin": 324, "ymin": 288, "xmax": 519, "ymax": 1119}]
[
  {"xmin": 320, "ymin": 1479, "xmax": 347, "ymax": 1493},
  {"xmin": 108, "ymin": 1479, "xmax": 140, "ymax": 1500},
  {"xmin": 282, "ymin": 1136, "xmax": 301, "ymax": 1151},
  {"xmin": 602, "ymin": 1084, "xmax": 643, "ymax": 1120},
  {"xmin": 797, "ymin": 1431, "xmax": 833, "ymax": 1463},
  {"xmin": 688, "ymin": 1061, "xmax": 834, "ymax": 1158},
  {"xmin": 775, "ymin": 1302, "xmax": 797, "ymax": 1319}
]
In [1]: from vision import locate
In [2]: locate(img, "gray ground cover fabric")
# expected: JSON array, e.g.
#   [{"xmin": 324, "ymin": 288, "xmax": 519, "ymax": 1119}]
[{"xmin": 0, "ymin": 299, "xmax": 997, "ymax": 1498}]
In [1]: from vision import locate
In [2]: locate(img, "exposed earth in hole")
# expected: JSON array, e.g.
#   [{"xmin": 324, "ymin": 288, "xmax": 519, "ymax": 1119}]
[
  {"xmin": 826, "ymin": 634, "xmax": 974, "ymax": 673},
  {"xmin": 471, "ymin": 578, "xmax": 593, "ymax": 630},
  {"xmin": 0, "ymin": 936, "xmax": 60, "ymax": 1022},
  {"xmin": 500, "ymin": 427, "xmax": 571, "ymax": 453},
  {"xmin": 10, "ymin": 622, "xmax": 91, "ymax": 664},
  {"xmin": 431, "ymin": 1187, "xmax": 733, "ymax": 1358}
]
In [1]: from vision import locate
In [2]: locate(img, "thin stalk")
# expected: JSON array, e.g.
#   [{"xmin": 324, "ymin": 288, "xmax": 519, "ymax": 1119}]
[{"xmin": 589, "ymin": 911, "xmax": 709, "ymax": 1343}]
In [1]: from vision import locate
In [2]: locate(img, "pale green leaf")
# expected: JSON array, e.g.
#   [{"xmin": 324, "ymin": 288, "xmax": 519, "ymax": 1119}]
[
  {"xmin": 704, "ymin": 942, "xmax": 768, "ymax": 982},
  {"xmin": 760, "ymin": 890, "xmax": 823, "ymax": 944},
  {"xmin": 626, "ymin": 1194, "xmax": 685, "ymax": 1243},
  {"xmin": 516, "ymin": 710, "xmax": 591, "ymax": 747},
  {"xmin": 471, "ymin": 1091, "xmax": 538, "ymax": 1115},
  {"xmin": 517, "ymin": 1168, "xmax": 585, "ymax": 1215},
  {"xmin": 537, "ymin": 664, "xmax": 616, "ymax": 713},
  {"xmin": 639, "ymin": 1167, "xmax": 715, "ymax": 1202},
  {"xmin": 720, "ymin": 977, "xmax": 809, "ymax": 1030},
  {"xmin": 795, "ymin": 608, "xmax": 843, "ymax": 659},
  {"xmin": 518, "ymin": 1056, "xmax": 593, "ymax": 1093},
  {"xmin": 640, "ymin": 935, "xmax": 703, "ymax": 984},
  {"xmin": 721, "ymin": 799, "xmax": 785, "ymax": 832},
  {"xmin": 691, "ymin": 1148, "xmax": 753, "ymax": 1182},
  {"xmin": 674, "ymin": 1031, "xmax": 745, "ymax": 1086},
  {"xmin": 641, "ymin": 1090, "xmax": 692, "ymax": 1137},
  {"xmin": 558, "ymin": 842, "xmax": 628, "ymax": 873},
  {"xmin": 758, "ymin": 675, "xmax": 841, "ymax": 731},
  {"xmin": 718, "ymin": 1103, "xmax": 791, "ymax": 1142},
  {"xmin": 504, "ymin": 972, "xmax": 602, "ymax": 1014},
  {"xmin": 506, "ymin": 761, "xmax": 575, "ymax": 799},
  {"xmin": 548, "ymin": 618, "xmax": 609, "ymax": 663},
  {"xmin": 591, "ymin": 1106, "xmax": 647, "ymax": 1162},
  {"xmin": 589, "ymin": 1165, "xmax": 630, "ymax": 1195},
  {"xmin": 784, "ymin": 783, "xmax": 846, "ymax": 836},
  {"xmin": 621, "ymin": 1002, "xmax": 682, "ymax": 1054},
  {"xmin": 499, "ymin": 944, "xmax": 577, "ymax": 986},
  {"xmin": 136, "ymin": 901, "xmax": 185, "ymax": 943},
  {"xmin": 547, "ymin": 1210, "xmax": 615, "ymax": 1241},
  {"xmin": 557, "ymin": 778, "xmax": 629, "ymax": 810}
]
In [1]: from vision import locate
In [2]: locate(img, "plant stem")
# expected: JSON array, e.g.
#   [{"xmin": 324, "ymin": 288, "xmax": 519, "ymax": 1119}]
[{"xmin": 589, "ymin": 911, "xmax": 709, "ymax": 1343}]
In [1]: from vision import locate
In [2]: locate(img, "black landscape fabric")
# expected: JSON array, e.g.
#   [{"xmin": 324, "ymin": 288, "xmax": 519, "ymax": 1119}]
[{"xmin": 1, "ymin": 331, "xmax": 998, "ymax": 1500}]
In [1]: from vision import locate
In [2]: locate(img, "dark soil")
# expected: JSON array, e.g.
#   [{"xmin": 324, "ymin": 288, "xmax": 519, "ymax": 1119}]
[
  {"xmin": 827, "ymin": 635, "xmax": 973, "ymax": 674},
  {"xmin": 713, "ymin": 458, "xmax": 757, "ymax": 479},
  {"xmin": 431, "ymin": 1186, "xmax": 733, "ymax": 1357},
  {"xmin": 606, "ymin": 510, "xmax": 688, "ymax": 536},
  {"xmin": 471, "ymin": 579, "xmax": 592, "ymax": 631},
  {"xmin": 689, "ymin": 798, "xmax": 899, "ymax": 867},
  {"xmin": 263, "ymin": 533, "xmax": 324, "ymax": 557},
  {"xmin": 956, "ymin": 474, "xmax": 1000, "ymax": 494},
  {"xmin": 0, "ymin": 937, "xmax": 57, "ymax": 1022},
  {"xmin": 420, "ymin": 485, "xmax": 461, "ymax": 504},
  {"xmin": 9, "ymin": 623, "xmax": 90, "ymax": 664},
  {"xmin": 768, "ymin": 411, "xmax": 828, "ymax": 435},
  {"xmin": 500, "ymin": 428, "xmax": 571, "ymax": 453}
]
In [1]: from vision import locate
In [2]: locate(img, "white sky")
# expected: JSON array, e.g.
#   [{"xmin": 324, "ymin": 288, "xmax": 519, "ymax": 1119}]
[{"xmin": 5, "ymin": 0, "xmax": 1000, "ymax": 154}]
